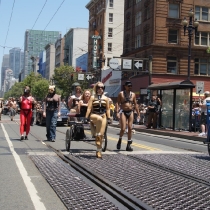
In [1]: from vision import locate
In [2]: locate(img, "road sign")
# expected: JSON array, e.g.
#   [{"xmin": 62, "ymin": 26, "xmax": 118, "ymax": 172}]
[
  {"xmin": 109, "ymin": 58, "xmax": 119, "ymax": 69},
  {"xmin": 78, "ymin": 74, "xmax": 84, "ymax": 81},
  {"xmin": 196, "ymin": 81, "xmax": 204, "ymax": 94},
  {"xmin": 86, "ymin": 74, "xmax": 93, "ymax": 80},
  {"xmin": 134, "ymin": 60, "xmax": 143, "ymax": 70}
]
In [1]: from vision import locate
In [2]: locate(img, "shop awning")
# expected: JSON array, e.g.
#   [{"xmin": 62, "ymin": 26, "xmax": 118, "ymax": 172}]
[
  {"xmin": 104, "ymin": 85, "xmax": 121, "ymax": 97},
  {"xmin": 148, "ymin": 80, "xmax": 195, "ymax": 90}
]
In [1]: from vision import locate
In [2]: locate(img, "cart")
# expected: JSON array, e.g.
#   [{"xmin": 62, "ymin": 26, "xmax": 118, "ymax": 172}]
[{"xmin": 65, "ymin": 113, "xmax": 108, "ymax": 152}]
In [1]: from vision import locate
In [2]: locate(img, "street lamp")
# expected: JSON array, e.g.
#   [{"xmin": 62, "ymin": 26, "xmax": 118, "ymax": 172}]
[
  {"xmin": 96, "ymin": 50, "xmax": 106, "ymax": 81},
  {"xmin": 182, "ymin": 9, "xmax": 199, "ymax": 81}
]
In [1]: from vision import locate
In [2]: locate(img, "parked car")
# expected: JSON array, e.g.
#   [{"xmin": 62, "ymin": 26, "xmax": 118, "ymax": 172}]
[{"xmin": 36, "ymin": 103, "xmax": 69, "ymax": 126}]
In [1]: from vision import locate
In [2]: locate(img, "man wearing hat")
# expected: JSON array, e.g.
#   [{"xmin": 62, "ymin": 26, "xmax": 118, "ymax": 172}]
[
  {"xmin": 198, "ymin": 91, "xmax": 210, "ymax": 137},
  {"xmin": 115, "ymin": 81, "xmax": 140, "ymax": 151}
]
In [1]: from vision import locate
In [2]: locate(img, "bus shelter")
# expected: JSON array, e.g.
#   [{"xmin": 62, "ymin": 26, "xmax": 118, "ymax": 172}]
[{"xmin": 148, "ymin": 80, "xmax": 195, "ymax": 131}]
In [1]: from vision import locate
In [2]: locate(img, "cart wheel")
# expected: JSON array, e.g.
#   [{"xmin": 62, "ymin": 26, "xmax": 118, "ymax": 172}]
[
  {"xmin": 102, "ymin": 133, "xmax": 107, "ymax": 152},
  {"xmin": 208, "ymin": 144, "xmax": 210, "ymax": 156},
  {"xmin": 65, "ymin": 129, "xmax": 70, "ymax": 151},
  {"xmin": 102, "ymin": 122, "xmax": 108, "ymax": 152}
]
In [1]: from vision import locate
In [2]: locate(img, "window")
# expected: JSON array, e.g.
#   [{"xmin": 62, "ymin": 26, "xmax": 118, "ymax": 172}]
[
  {"xmin": 107, "ymin": 58, "xmax": 112, "ymax": 66},
  {"xmin": 195, "ymin": 6, "xmax": 210, "ymax": 21},
  {"xmin": 168, "ymin": 29, "xmax": 178, "ymax": 44},
  {"xmin": 167, "ymin": 56, "xmax": 177, "ymax": 74},
  {"xmin": 108, "ymin": 28, "xmax": 113, "ymax": 37},
  {"xmin": 108, "ymin": 43, "xmax": 112, "ymax": 52},
  {"xmin": 135, "ymin": 11, "xmax": 142, "ymax": 26},
  {"xmin": 126, "ymin": 14, "xmax": 131, "ymax": 30},
  {"xmin": 109, "ymin": 13, "xmax": 113, "ymax": 22},
  {"xmin": 195, "ymin": 32, "xmax": 210, "ymax": 46},
  {"xmin": 109, "ymin": 0, "xmax": 113, "ymax": 7},
  {"xmin": 144, "ymin": 6, "xmax": 150, "ymax": 20},
  {"xmin": 135, "ymin": 34, "xmax": 141, "ymax": 48},
  {"xmin": 169, "ymin": 4, "xmax": 179, "ymax": 18},
  {"xmin": 194, "ymin": 58, "xmax": 210, "ymax": 75},
  {"xmin": 144, "ymin": 30, "xmax": 149, "ymax": 45}
]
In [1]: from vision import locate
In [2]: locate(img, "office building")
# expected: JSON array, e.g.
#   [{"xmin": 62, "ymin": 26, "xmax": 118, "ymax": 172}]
[
  {"xmin": 1, "ymin": 54, "xmax": 9, "ymax": 91},
  {"xmin": 23, "ymin": 30, "xmax": 60, "ymax": 79}
]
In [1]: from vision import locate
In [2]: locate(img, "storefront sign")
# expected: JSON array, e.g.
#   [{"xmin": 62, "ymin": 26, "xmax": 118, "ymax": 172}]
[
  {"xmin": 109, "ymin": 79, "xmax": 120, "ymax": 84},
  {"xmin": 92, "ymin": 35, "xmax": 101, "ymax": 68}
]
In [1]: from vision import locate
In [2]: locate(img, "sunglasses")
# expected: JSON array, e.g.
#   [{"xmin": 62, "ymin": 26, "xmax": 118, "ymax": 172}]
[
  {"xmin": 127, "ymin": 85, "xmax": 132, "ymax": 87},
  {"xmin": 97, "ymin": 86, "xmax": 104, "ymax": 89}
]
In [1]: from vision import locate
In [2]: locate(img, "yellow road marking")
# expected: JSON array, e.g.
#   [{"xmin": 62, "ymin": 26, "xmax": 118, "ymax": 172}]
[{"xmin": 85, "ymin": 131, "xmax": 161, "ymax": 151}]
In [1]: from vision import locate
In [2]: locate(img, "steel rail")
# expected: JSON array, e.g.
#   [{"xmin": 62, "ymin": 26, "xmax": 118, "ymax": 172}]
[{"xmin": 28, "ymin": 128, "xmax": 154, "ymax": 210}]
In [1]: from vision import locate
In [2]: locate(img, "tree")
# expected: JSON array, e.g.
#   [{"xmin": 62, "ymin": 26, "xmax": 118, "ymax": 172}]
[
  {"xmin": 32, "ymin": 79, "xmax": 50, "ymax": 101},
  {"xmin": 53, "ymin": 65, "xmax": 76, "ymax": 98}
]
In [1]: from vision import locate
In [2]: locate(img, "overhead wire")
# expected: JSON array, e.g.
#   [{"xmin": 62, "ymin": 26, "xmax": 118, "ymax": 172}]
[{"xmin": 3, "ymin": 0, "xmax": 15, "ymax": 55}]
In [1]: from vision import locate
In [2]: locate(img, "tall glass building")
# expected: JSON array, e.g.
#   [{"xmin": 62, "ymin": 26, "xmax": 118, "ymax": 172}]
[
  {"xmin": 23, "ymin": 30, "xmax": 60, "ymax": 79},
  {"xmin": 9, "ymin": 48, "xmax": 24, "ymax": 79}
]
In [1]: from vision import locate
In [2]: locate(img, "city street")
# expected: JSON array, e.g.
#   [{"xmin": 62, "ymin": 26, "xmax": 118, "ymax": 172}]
[{"xmin": 1, "ymin": 114, "xmax": 210, "ymax": 209}]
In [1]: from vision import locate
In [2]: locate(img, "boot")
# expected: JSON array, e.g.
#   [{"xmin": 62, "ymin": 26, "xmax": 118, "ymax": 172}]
[
  {"xmin": 126, "ymin": 141, "xmax": 133, "ymax": 151},
  {"xmin": 116, "ymin": 138, "xmax": 122, "ymax": 150}
]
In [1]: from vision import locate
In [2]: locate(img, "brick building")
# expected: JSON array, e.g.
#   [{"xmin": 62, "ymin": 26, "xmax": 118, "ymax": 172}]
[
  {"xmin": 122, "ymin": 0, "xmax": 210, "ymax": 101},
  {"xmin": 86, "ymin": 0, "xmax": 124, "ymax": 81}
]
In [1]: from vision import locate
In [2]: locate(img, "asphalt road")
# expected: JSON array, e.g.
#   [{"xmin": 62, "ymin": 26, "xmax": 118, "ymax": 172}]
[{"xmin": 0, "ymin": 114, "xmax": 208, "ymax": 210}]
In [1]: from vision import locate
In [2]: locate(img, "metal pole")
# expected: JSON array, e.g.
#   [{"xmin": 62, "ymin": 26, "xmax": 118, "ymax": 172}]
[{"xmin": 187, "ymin": 16, "xmax": 192, "ymax": 81}]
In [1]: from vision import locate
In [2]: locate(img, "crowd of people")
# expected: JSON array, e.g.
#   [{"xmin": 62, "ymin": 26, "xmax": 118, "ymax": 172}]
[{"xmin": 1, "ymin": 81, "xmax": 209, "ymax": 157}]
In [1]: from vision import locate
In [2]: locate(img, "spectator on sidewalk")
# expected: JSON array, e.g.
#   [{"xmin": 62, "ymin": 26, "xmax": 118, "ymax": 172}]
[
  {"xmin": 147, "ymin": 95, "xmax": 159, "ymax": 129},
  {"xmin": 0, "ymin": 98, "xmax": 3, "ymax": 121},
  {"xmin": 198, "ymin": 91, "xmax": 210, "ymax": 137}
]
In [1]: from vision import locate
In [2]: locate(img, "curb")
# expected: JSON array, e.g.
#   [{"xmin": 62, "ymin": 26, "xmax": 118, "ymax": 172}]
[{"xmin": 109, "ymin": 124, "xmax": 205, "ymax": 143}]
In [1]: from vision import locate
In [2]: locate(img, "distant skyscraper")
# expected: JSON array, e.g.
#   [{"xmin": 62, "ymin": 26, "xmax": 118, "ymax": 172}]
[
  {"xmin": 23, "ymin": 30, "xmax": 60, "ymax": 79},
  {"xmin": 9, "ymin": 48, "xmax": 24, "ymax": 79},
  {"xmin": 1, "ymin": 54, "xmax": 9, "ymax": 89}
]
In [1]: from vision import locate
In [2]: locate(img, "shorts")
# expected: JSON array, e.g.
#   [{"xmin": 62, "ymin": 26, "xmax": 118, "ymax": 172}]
[{"xmin": 200, "ymin": 113, "xmax": 207, "ymax": 125}]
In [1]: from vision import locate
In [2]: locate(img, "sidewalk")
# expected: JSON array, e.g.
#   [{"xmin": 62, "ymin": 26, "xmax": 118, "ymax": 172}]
[{"xmin": 110, "ymin": 122, "xmax": 207, "ymax": 143}]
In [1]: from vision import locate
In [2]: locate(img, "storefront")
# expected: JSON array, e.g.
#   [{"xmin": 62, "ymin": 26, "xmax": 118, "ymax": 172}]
[{"xmin": 148, "ymin": 80, "xmax": 195, "ymax": 131}]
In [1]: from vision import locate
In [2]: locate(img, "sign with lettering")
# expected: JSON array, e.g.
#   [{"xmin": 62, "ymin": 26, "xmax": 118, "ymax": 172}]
[
  {"xmin": 122, "ymin": 59, "xmax": 132, "ymax": 70},
  {"xmin": 196, "ymin": 81, "xmax": 204, "ymax": 94}
]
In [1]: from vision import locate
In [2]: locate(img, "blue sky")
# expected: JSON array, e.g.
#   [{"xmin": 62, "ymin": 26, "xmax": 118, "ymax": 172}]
[{"xmin": 0, "ymin": 0, "xmax": 89, "ymax": 84}]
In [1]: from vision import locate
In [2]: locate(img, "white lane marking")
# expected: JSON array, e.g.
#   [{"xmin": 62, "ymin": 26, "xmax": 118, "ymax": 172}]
[{"xmin": 1, "ymin": 124, "xmax": 46, "ymax": 210}]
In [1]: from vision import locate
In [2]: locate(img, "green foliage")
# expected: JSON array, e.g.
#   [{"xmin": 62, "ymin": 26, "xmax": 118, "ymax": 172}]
[
  {"xmin": 3, "ymin": 66, "xmax": 91, "ymax": 100},
  {"xmin": 32, "ymin": 79, "xmax": 50, "ymax": 101},
  {"xmin": 207, "ymin": 47, "xmax": 210, "ymax": 54}
]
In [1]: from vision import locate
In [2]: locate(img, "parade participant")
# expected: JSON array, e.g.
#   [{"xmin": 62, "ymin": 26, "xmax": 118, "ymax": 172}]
[
  {"xmin": 68, "ymin": 86, "xmax": 82, "ymax": 110},
  {"xmin": 19, "ymin": 86, "xmax": 35, "ymax": 140},
  {"xmin": 0, "ymin": 98, "xmax": 3, "ymax": 121},
  {"xmin": 9, "ymin": 97, "xmax": 17, "ymax": 121},
  {"xmin": 85, "ymin": 82, "xmax": 111, "ymax": 158},
  {"xmin": 115, "ymin": 81, "xmax": 140, "ymax": 151},
  {"xmin": 43, "ymin": 85, "xmax": 61, "ymax": 142},
  {"xmin": 76, "ymin": 89, "xmax": 91, "ymax": 117}
]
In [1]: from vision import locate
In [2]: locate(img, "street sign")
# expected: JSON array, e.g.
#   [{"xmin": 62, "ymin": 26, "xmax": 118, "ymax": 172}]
[
  {"xmin": 196, "ymin": 81, "xmax": 204, "ymax": 94},
  {"xmin": 78, "ymin": 74, "xmax": 84, "ymax": 81},
  {"xmin": 133, "ymin": 60, "xmax": 143, "ymax": 70},
  {"xmin": 122, "ymin": 59, "xmax": 132, "ymax": 70},
  {"xmin": 86, "ymin": 74, "xmax": 93, "ymax": 80},
  {"xmin": 109, "ymin": 58, "xmax": 119, "ymax": 69}
]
